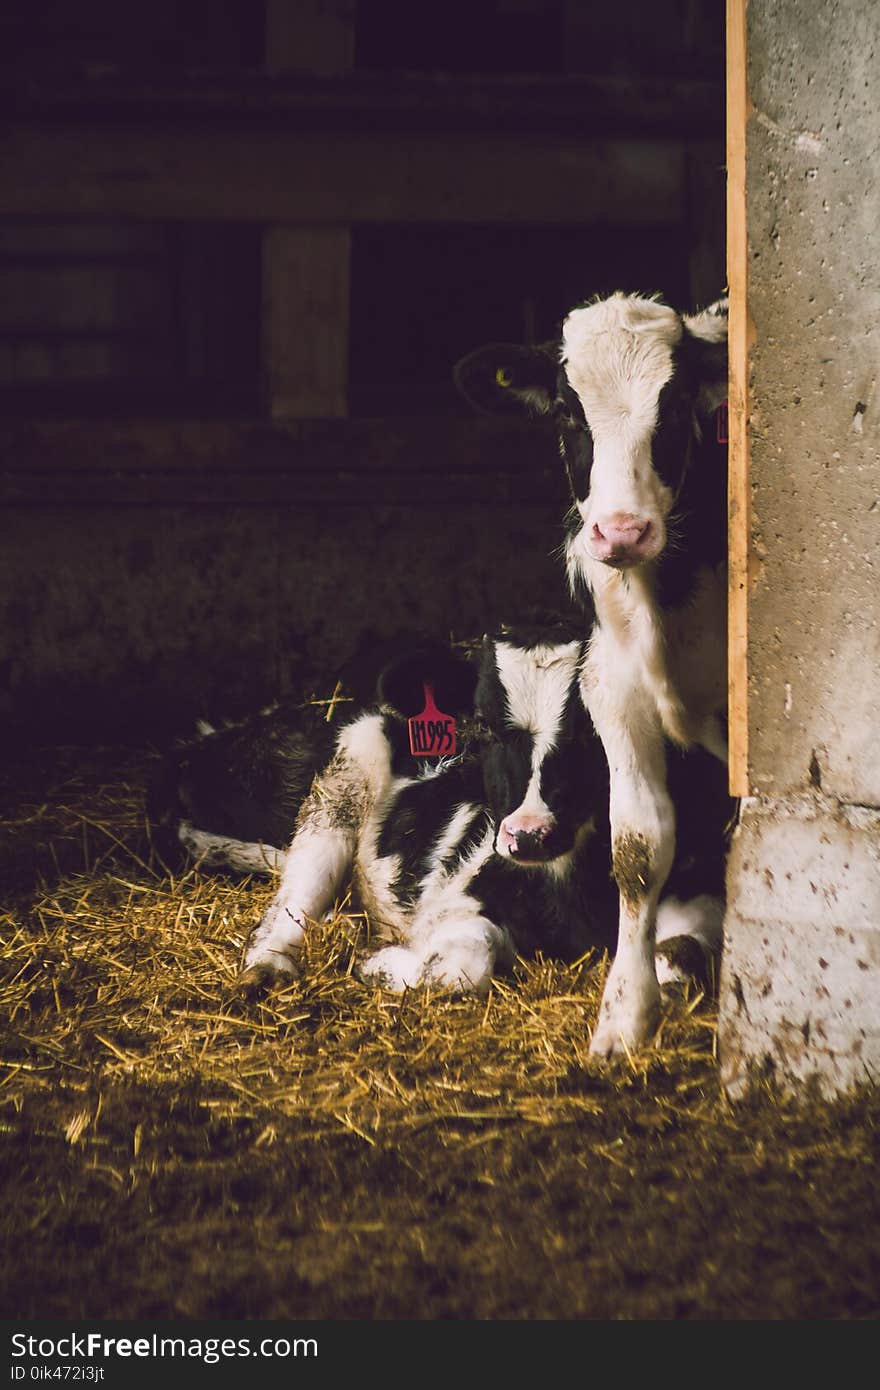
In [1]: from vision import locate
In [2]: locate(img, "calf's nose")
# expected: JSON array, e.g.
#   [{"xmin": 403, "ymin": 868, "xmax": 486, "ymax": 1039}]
[
  {"xmin": 591, "ymin": 513, "xmax": 654, "ymax": 564},
  {"xmin": 498, "ymin": 813, "xmax": 556, "ymax": 860}
]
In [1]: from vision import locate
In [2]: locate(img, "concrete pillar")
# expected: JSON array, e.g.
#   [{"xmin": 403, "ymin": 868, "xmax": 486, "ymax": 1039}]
[{"xmin": 719, "ymin": 0, "xmax": 880, "ymax": 1096}]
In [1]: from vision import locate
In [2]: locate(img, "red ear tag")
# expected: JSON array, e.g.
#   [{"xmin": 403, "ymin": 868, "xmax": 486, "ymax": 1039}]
[
  {"xmin": 716, "ymin": 399, "xmax": 729, "ymax": 444},
  {"xmin": 408, "ymin": 682, "xmax": 457, "ymax": 757}
]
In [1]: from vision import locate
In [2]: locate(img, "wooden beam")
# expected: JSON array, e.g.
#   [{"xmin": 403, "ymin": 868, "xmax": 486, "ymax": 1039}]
[
  {"xmin": 726, "ymin": 0, "xmax": 750, "ymax": 796},
  {"xmin": 262, "ymin": 225, "xmax": 350, "ymax": 419},
  {"xmin": 261, "ymin": 1, "xmax": 355, "ymax": 419},
  {"xmin": 0, "ymin": 124, "xmax": 685, "ymax": 226},
  {"xmin": 684, "ymin": 140, "xmax": 726, "ymax": 310},
  {"xmin": 264, "ymin": 0, "xmax": 355, "ymax": 75},
  {"xmin": 0, "ymin": 465, "xmax": 565, "ymax": 508},
  {"xmin": 0, "ymin": 416, "xmax": 565, "ymax": 507},
  {"xmin": 2, "ymin": 72, "xmax": 726, "ymax": 138}
]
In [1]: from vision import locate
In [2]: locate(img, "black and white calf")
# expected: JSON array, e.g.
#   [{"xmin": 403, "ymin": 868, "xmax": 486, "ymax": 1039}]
[
  {"xmin": 239, "ymin": 613, "xmax": 730, "ymax": 998},
  {"xmin": 148, "ymin": 636, "xmax": 478, "ymax": 877},
  {"xmin": 455, "ymin": 293, "xmax": 731, "ymax": 1053}
]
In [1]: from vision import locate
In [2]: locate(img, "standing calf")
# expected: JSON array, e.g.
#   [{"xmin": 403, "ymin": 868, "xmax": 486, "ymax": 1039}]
[{"xmin": 455, "ymin": 293, "xmax": 731, "ymax": 1052}]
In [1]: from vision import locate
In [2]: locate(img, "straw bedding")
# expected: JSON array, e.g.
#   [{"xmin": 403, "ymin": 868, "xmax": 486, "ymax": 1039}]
[{"xmin": 1, "ymin": 742, "xmax": 878, "ymax": 1320}]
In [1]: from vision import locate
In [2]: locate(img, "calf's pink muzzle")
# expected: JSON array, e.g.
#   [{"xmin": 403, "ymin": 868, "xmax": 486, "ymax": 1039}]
[
  {"xmin": 498, "ymin": 812, "xmax": 556, "ymax": 861},
  {"xmin": 591, "ymin": 513, "xmax": 656, "ymax": 566}
]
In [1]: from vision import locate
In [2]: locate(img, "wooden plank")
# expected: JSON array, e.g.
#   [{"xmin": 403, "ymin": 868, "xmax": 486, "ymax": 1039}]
[
  {"xmin": 0, "ymin": 124, "xmax": 685, "ymax": 226},
  {"xmin": 0, "ymin": 465, "xmax": 565, "ymax": 509},
  {"xmin": 2, "ymin": 72, "xmax": 726, "ymax": 138},
  {"xmin": 262, "ymin": 226, "xmax": 350, "ymax": 419},
  {"xmin": 261, "ymin": 2, "xmax": 354, "ymax": 419},
  {"xmin": 264, "ymin": 0, "xmax": 355, "ymax": 75},
  {"xmin": 726, "ymin": 0, "xmax": 750, "ymax": 797},
  {"xmin": 684, "ymin": 140, "xmax": 726, "ymax": 310},
  {"xmin": 0, "ymin": 416, "xmax": 559, "ymax": 477}
]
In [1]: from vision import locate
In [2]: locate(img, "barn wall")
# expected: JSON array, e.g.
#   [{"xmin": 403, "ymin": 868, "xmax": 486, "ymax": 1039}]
[
  {"xmin": 0, "ymin": 419, "xmax": 568, "ymax": 744},
  {"xmin": 0, "ymin": 1, "xmax": 726, "ymax": 750},
  {"xmin": 719, "ymin": 0, "xmax": 880, "ymax": 1096}
]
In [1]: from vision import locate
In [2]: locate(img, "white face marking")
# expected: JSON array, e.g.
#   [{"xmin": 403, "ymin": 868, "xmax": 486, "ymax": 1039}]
[
  {"xmin": 493, "ymin": 638, "xmax": 582, "ymax": 832},
  {"xmin": 561, "ymin": 294, "xmax": 682, "ymax": 558}
]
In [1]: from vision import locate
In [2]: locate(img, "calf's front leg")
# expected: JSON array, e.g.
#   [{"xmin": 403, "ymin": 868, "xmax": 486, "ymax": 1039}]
[
  {"xmin": 241, "ymin": 821, "xmax": 355, "ymax": 983},
  {"xmin": 586, "ymin": 703, "xmax": 675, "ymax": 1057},
  {"xmin": 240, "ymin": 717, "xmax": 388, "ymax": 987}
]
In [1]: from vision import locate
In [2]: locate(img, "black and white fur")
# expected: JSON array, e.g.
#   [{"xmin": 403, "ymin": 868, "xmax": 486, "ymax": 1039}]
[
  {"xmin": 238, "ymin": 614, "xmax": 730, "ymax": 998},
  {"xmin": 147, "ymin": 702, "xmax": 338, "ymax": 876},
  {"xmin": 454, "ymin": 293, "xmax": 730, "ymax": 1054}
]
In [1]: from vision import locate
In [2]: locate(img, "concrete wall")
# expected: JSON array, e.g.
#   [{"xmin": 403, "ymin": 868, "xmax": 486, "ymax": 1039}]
[{"xmin": 719, "ymin": 0, "xmax": 880, "ymax": 1096}]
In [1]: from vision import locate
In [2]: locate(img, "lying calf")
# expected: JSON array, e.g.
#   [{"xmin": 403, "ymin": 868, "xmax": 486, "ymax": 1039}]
[
  {"xmin": 240, "ymin": 612, "xmax": 732, "ymax": 1001},
  {"xmin": 147, "ymin": 634, "xmax": 477, "ymax": 875}
]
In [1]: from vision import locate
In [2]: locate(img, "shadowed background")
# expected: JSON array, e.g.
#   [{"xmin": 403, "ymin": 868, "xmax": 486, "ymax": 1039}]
[{"xmin": 0, "ymin": 0, "xmax": 725, "ymax": 743}]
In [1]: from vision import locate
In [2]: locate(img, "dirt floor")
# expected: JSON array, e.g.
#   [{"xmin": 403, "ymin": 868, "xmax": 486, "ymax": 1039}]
[{"xmin": 1, "ymin": 743, "xmax": 878, "ymax": 1323}]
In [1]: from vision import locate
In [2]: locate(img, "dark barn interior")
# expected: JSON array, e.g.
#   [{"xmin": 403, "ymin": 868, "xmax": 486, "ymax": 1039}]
[{"xmin": 0, "ymin": 0, "xmax": 726, "ymax": 745}]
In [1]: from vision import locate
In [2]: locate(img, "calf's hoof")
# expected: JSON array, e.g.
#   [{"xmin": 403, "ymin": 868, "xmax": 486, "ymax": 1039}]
[
  {"xmin": 655, "ymin": 935, "xmax": 716, "ymax": 996},
  {"xmin": 588, "ymin": 985, "xmax": 661, "ymax": 1059},
  {"xmin": 237, "ymin": 951, "xmax": 301, "ymax": 996},
  {"xmin": 357, "ymin": 946, "xmax": 423, "ymax": 992}
]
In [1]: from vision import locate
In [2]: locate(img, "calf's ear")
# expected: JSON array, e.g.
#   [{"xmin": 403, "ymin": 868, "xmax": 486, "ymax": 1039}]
[
  {"xmin": 681, "ymin": 299, "xmax": 729, "ymax": 416},
  {"xmin": 453, "ymin": 342, "xmax": 559, "ymax": 417},
  {"xmin": 680, "ymin": 329, "xmax": 728, "ymax": 416}
]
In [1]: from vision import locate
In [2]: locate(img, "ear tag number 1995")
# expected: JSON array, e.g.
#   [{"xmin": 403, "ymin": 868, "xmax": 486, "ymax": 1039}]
[{"xmin": 408, "ymin": 682, "xmax": 457, "ymax": 757}]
